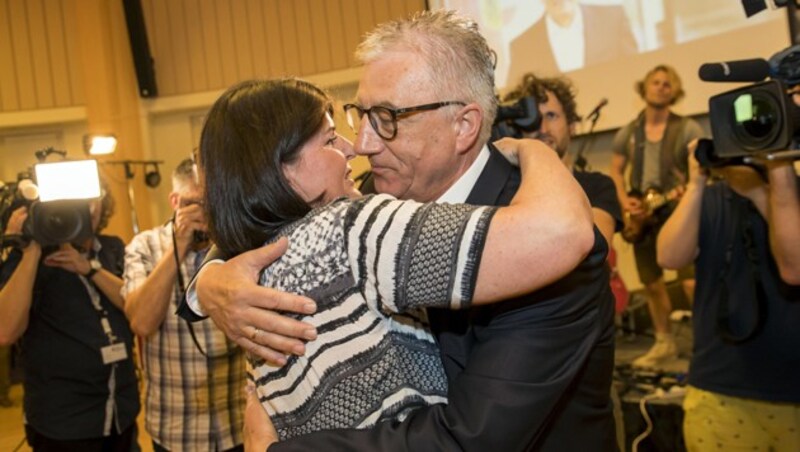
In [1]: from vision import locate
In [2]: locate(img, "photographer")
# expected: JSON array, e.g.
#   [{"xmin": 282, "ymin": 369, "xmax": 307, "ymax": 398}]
[
  {"xmin": 122, "ymin": 158, "xmax": 245, "ymax": 452},
  {"xmin": 0, "ymin": 187, "xmax": 140, "ymax": 450},
  {"xmin": 657, "ymin": 139, "xmax": 800, "ymax": 450},
  {"xmin": 503, "ymin": 73, "xmax": 622, "ymax": 246}
]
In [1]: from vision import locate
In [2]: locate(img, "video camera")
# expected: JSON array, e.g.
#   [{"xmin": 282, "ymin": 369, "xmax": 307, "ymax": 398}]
[
  {"xmin": 698, "ymin": 45, "xmax": 800, "ymax": 167},
  {"xmin": 1, "ymin": 151, "xmax": 101, "ymax": 249},
  {"xmin": 490, "ymin": 96, "xmax": 541, "ymax": 142}
]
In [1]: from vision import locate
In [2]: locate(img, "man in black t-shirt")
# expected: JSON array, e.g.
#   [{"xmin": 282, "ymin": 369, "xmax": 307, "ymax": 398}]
[{"xmin": 504, "ymin": 73, "xmax": 623, "ymax": 244}]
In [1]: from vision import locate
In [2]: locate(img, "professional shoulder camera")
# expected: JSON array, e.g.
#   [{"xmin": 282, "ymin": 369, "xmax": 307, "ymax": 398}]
[
  {"xmin": 1, "ymin": 149, "xmax": 101, "ymax": 249},
  {"xmin": 490, "ymin": 96, "xmax": 541, "ymax": 142},
  {"xmin": 698, "ymin": 45, "xmax": 800, "ymax": 167}
]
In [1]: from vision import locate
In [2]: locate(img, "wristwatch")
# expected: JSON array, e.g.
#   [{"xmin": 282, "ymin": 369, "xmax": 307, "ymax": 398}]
[{"xmin": 85, "ymin": 259, "xmax": 102, "ymax": 279}]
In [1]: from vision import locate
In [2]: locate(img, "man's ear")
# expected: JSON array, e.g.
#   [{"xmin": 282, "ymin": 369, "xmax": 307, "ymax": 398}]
[
  {"xmin": 453, "ymin": 103, "xmax": 483, "ymax": 154},
  {"xmin": 168, "ymin": 192, "xmax": 180, "ymax": 210},
  {"xmin": 569, "ymin": 121, "xmax": 578, "ymax": 137}
]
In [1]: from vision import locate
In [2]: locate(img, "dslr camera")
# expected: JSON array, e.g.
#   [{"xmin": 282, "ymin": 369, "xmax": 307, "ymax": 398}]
[
  {"xmin": 698, "ymin": 45, "xmax": 800, "ymax": 167},
  {"xmin": 1, "ymin": 154, "xmax": 101, "ymax": 249}
]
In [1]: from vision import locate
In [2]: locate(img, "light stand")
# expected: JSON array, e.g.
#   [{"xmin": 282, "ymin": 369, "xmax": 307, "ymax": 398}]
[{"xmin": 103, "ymin": 160, "xmax": 163, "ymax": 234}]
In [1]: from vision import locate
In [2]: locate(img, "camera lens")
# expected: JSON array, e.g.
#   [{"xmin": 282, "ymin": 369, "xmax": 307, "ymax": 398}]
[
  {"xmin": 732, "ymin": 92, "xmax": 781, "ymax": 150},
  {"xmin": 42, "ymin": 208, "xmax": 82, "ymax": 242}
]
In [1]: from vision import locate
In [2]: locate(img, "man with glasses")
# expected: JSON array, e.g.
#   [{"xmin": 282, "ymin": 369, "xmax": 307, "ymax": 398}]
[{"xmin": 186, "ymin": 10, "xmax": 616, "ymax": 451}]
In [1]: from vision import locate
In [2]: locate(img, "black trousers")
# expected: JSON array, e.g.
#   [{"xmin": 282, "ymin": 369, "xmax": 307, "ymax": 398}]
[{"xmin": 25, "ymin": 422, "xmax": 136, "ymax": 452}]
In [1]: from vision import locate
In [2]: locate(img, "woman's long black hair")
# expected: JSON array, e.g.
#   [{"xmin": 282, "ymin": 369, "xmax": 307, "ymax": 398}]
[{"xmin": 199, "ymin": 78, "xmax": 333, "ymax": 258}]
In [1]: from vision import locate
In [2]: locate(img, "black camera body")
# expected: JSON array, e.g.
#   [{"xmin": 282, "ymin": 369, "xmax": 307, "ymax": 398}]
[
  {"xmin": 700, "ymin": 45, "xmax": 800, "ymax": 167},
  {"xmin": 193, "ymin": 229, "xmax": 209, "ymax": 244},
  {"xmin": 491, "ymin": 96, "xmax": 541, "ymax": 141},
  {"xmin": 1, "ymin": 191, "xmax": 94, "ymax": 249},
  {"xmin": 1, "ymin": 156, "xmax": 100, "ymax": 250},
  {"xmin": 24, "ymin": 200, "xmax": 94, "ymax": 247},
  {"xmin": 708, "ymin": 79, "xmax": 800, "ymax": 159}
]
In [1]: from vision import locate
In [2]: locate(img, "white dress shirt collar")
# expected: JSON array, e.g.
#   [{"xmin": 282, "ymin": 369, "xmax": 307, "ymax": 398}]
[{"xmin": 437, "ymin": 145, "xmax": 491, "ymax": 204}]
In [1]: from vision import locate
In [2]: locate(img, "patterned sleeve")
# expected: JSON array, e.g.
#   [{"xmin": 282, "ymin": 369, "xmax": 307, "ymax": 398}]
[
  {"xmin": 120, "ymin": 230, "xmax": 156, "ymax": 299},
  {"xmin": 343, "ymin": 194, "xmax": 497, "ymax": 313}
]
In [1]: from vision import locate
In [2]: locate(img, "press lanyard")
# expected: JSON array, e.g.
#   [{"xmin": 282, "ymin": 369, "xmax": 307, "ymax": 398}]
[{"xmin": 78, "ymin": 245, "xmax": 128, "ymax": 366}]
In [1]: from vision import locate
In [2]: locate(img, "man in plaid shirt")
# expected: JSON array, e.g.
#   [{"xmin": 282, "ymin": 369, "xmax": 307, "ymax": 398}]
[{"xmin": 122, "ymin": 159, "xmax": 245, "ymax": 452}]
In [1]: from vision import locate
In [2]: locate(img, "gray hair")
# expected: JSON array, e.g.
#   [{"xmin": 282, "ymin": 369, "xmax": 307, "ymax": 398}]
[
  {"xmin": 172, "ymin": 158, "xmax": 197, "ymax": 192},
  {"xmin": 356, "ymin": 10, "xmax": 497, "ymax": 144}
]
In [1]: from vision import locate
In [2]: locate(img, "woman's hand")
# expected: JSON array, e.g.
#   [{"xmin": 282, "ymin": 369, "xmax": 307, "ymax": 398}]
[{"xmin": 244, "ymin": 383, "xmax": 278, "ymax": 452}]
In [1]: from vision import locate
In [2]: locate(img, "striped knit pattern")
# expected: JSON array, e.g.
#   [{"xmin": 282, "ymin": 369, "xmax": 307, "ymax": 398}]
[{"xmin": 251, "ymin": 194, "xmax": 496, "ymax": 439}]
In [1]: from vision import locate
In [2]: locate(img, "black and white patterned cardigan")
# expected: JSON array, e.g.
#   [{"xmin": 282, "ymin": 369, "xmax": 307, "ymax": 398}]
[{"xmin": 250, "ymin": 194, "xmax": 496, "ymax": 439}]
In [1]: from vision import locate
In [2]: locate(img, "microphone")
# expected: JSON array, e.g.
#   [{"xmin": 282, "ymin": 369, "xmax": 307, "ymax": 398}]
[
  {"xmin": 698, "ymin": 58, "xmax": 770, "ymax": 82},
  {"xmin": 586, "ymin": 98, "xmax": 608, "ymax": 121}
]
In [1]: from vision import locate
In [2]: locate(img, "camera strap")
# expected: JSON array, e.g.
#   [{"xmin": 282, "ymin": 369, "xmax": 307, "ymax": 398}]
[
  {"xmin": 715, "ymin": 191, "xmax": 767, "ymax": 344},
  {"xmin": 170, "ymin": 219, "xmax": 236, "ymax": 359}
]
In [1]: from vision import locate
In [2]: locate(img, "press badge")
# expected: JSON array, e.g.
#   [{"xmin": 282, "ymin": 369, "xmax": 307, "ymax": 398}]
[{"xmin": 101, "ymin": 343, "xmax": 128, "ymax": 365}]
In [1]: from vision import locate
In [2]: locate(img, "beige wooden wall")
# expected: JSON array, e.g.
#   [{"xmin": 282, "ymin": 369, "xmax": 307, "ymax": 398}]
[
  {"xmin": 0, "ymin": 0, "xmax": 85, "ymax": 112},
  {"xmin": 142, "ymin": 0, "xmax": 424, "ymax": 96},
  {"xmin": 0, "ymin": 0, "xmax": 425, "ymax": 113}
]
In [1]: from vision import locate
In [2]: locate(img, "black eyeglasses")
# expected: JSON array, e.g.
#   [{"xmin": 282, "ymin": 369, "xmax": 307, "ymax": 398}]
[{"xmin": 343, "ymin": 101, "xmax": 466, "ymax": 140}]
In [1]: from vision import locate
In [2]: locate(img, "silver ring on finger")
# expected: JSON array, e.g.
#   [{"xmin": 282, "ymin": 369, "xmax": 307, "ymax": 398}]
[{"xmin": 251, "ymin": 326, "xmax": 262, "ymax": 342}]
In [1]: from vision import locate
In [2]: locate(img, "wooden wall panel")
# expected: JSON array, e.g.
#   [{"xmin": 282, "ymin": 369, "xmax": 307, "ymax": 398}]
[
  {"xmin": 372, "ymin": 1, "xmax": 390, "ymax": 29},
  {"xmin": 309, "ymin": 0, "xmax": 332, "ymax": 72},
  {"xmin": 184, "ymin": 0, "xmax": 209, "ymax": 90},
  {"xmin": 323, "ymin": 0, "xmax": 348, "ymax": 71},
  {"xmin": 8, "ymin": 0, "xmax": 37, "ymax": 110},
  {"xmin": 0, "ymin": 0, "xmax": 427, "ymax": 113},
  {"xmin": 44, "ymin": 0, "xmax": 72, "ymax": 107},
  {"xmin": 246, "ymin": 0, "xmax": 270, "ymax": 77},
  {"xmin": 198, "ymin": 0, "xmax": 224, "ymax": 88},
  {"xmin": 355, "ymin": 0, "xmax": 375, "ymax": 43},
  {"xmin": 231, "ymin": 1, "xmax": 255, "ymax": 81},
  {"xmin": 294, "ymin": 1, "xmax": 316, "ymax": 76},
  {"xmin": 61, "ymin": 0, "xmax": 83, "ymax": 105},
  {"xmin": 27, "ymin": 0, "xmax": 55, "ymax": 108},
  {"xmin": 166, "ymin": 0, "xmax": 192, "ymax": 93},
  {"xmin": 339, "ymin": 0, "xmax": 360, "ymax": 68},
  {"xmin": 149, "ymin": 0, "xmax": 178, "ymax": 95},
  {"xmin": 277, "ymin": 1, "xmax": 301, "ymax": 76},
  {"xmin": 262, "ymin": 0, "xmax": 286, "ymax": 77},
  {"xmin": 0, "ymin": 0, "xmax": 20, "ymax": 111},
  {"xmin": 388, "ymin": 1, "xmax": 406, "ymax": 19},
  {"xmin": 215, "ymin": 1, "xmax": 240, "ymax": 87}
]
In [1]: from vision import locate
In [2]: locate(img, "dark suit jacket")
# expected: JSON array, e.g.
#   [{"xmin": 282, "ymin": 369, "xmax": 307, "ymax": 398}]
[
  {"xmin": 273, "ymin": 146, "xmax": 618, "ymax": 451},
  {"xmin": 507, "ymin": 4, "xmax": 637, "ymax": 81}
]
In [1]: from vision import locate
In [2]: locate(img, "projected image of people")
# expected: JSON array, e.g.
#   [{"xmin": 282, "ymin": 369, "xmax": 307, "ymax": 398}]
[{"xmin": 507, "ymin": 0, "xmax": 638, "ymax": 80}]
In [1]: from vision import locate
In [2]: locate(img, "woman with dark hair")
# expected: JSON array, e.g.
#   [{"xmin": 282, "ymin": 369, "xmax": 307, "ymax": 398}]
[{"xmin": 199, "ymin": 78, "xmax": 588, "ymax": 440}]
